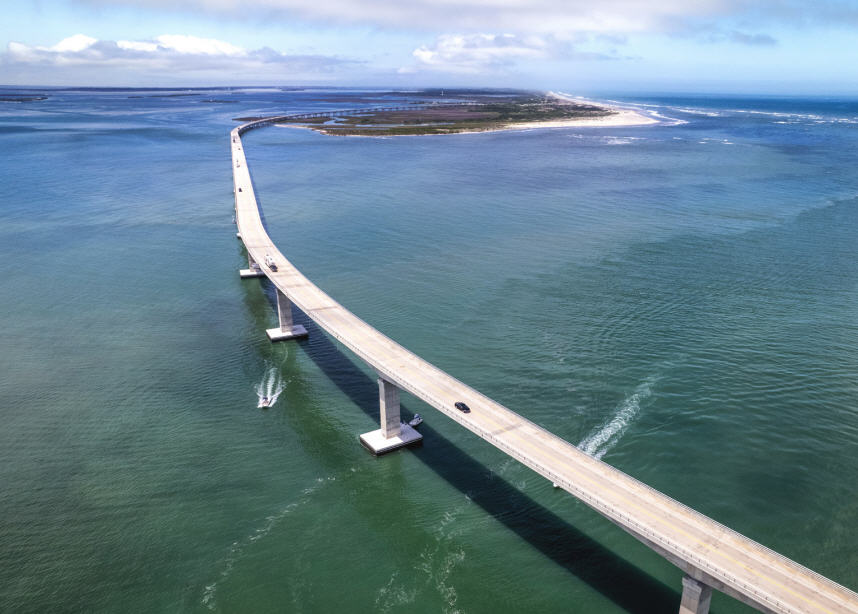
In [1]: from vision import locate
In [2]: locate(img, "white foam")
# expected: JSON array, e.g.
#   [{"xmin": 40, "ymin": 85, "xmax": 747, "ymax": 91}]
[
  {"xmin": 201, "ymin": 474, "xmax": 339, "ymax": 610},
  {"xmin": 669, "ymin": 106, "xmax": 723, "ymax": 117},
  {"xmin": 256, "ymin": 361, "xmax": 287, "ymax": 407},
  {"xmin": 602, "ymin": 136, "xmax": 645, "ymax": 145},
  {"xmin": 413, "ymin": 497, "xmax": 472, "ymax": 613},
  {"xmin": 551, "ymin": 91, "xmax": 681, "ymax": 126},
  {"xmin": 727, "ymin": 108, "xmax": 858, "ymax": 124},
  {"xmin": 578, "ymin": 376, "xmax": 657, "ymax": 460},
  {"xmin": 375, "ymin": 572, "xmax": 418, "ymax": 612}
]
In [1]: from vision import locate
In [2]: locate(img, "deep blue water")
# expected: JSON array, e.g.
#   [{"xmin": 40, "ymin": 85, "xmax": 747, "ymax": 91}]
[{"xmin": 1, "ymin": 87, "xmax": 857, "ymax": 613}]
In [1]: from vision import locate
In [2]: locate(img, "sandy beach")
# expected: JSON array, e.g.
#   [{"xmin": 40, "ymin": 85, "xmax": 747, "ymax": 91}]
[
  {"xmin": 499, "ymin": 108, "xmax": 657, "ymax": 131},
  {"xmin": 497, "ymin": 92, "xmax": 658, "ymax": 131}
]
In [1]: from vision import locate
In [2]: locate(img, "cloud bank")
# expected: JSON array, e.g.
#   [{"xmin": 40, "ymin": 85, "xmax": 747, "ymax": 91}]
[
  {"xmin": 76, "ymin": 0, "xmax": 858, "ymax": 33},
  {"xmin": 1, "ymin": 34, "xmax": 358, "ymax": 85}
]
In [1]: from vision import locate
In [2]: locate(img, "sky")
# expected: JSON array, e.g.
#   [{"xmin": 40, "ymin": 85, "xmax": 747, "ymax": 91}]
[{"xmin": 2, "ymin": 0, "xmax": 858, "ymax": 93}]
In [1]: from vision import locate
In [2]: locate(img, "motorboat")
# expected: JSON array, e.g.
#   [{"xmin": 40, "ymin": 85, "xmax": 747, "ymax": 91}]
[
  {"xmin": 260, "ymin": 396, "xmax": 271, "ymax": 408},
  {"xmin": 408, "ymin": 413, "xmax": 423, "ymax": 427}
]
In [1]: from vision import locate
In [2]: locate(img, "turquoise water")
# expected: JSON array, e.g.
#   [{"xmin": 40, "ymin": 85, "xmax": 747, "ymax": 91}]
[{"xmin": 1, "ymin": 88, "xmax": 857, "ymax": 613}]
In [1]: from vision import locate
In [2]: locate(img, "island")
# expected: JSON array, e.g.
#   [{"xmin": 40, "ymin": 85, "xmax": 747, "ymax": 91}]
[{"xmin": 234, "ymin": 90, "xmax": 656, "ymax": 136}]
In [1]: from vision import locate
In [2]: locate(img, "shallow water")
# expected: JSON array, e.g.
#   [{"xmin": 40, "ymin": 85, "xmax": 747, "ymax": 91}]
[{"xmin": 1, "ymin": 88, "xmax": 857, "ymax": 612}]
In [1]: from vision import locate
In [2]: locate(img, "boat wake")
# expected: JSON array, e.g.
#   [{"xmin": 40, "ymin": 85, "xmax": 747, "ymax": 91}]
[
  {"xmin": 201, "ymin": 474, "xmax": 341, "ymax": 611},
  {"xmin": 256, "ymin": 363, "xmax": 286, "ymax": 408},
  {"xmin": 578, "ymin": 375, "xmax": 659, "ymax": 460}
]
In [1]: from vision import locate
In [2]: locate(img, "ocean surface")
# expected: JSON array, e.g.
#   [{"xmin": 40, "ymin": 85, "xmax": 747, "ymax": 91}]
[{"xmin": 1, "ymin": 87, "xmax": 857, "ymax": 613}]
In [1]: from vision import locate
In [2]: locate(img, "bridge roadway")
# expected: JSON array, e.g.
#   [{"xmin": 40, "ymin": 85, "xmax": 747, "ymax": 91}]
[{"xmin": 230, "ymin": 116, "xmax": 858, "ymax": 614}]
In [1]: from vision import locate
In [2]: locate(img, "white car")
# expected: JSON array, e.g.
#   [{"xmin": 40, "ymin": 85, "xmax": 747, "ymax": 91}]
[{"xmin": 264, "ymin": 254, "xmax": 278, "ymax": 271}]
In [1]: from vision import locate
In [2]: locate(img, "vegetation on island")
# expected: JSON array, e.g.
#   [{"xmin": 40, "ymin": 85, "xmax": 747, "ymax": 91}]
[{"xmin": 235, "ymin": 90, "xmax": 615, "ymax": 136}]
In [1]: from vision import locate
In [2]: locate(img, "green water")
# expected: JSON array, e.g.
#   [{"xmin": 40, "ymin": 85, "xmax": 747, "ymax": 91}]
[{"xmin": 1, "ymin": 89, "xmax": 857, "ymax": 613}]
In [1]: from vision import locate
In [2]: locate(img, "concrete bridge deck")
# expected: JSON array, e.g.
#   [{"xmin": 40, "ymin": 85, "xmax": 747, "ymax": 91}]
[{"xmin": 230, "ymin": 115, "xmax": 858, "ymax": 614}]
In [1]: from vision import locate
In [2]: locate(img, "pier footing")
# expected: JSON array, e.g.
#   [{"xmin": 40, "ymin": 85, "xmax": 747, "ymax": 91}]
[
  {"xmin": 360, "ymin": 423, "xmax": 423, "ymax": 455},
  {"xmin": 239, "ymin": 268, "xmax": 265, "ymax": 278},
  {"xmin": 266, "ymin": 324, "xmax": 308, "ymax": 341},
  {"xmin": 266, "ymin": 289, "xmax": 306, "ymax": 341},
  {"xmin": 241, "ymin": 253, "xmax": 265, "ymax": 278}
]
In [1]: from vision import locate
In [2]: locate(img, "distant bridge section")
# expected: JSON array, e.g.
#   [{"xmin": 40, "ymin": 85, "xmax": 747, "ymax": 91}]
[{"xmin": 236, "ymin": 101, "xmax": 482, "ymax": 126}]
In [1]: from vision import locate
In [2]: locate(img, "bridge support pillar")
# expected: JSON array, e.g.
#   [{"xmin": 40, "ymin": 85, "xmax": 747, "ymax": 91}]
[
  {"xmin": 379, "ymin": 377, "xmax": 401, "ymax": 439},
  {"xmin": 359, "ymin": 377, "xmax": 422, "ymax": 455},
  {"xmin": 266, "ymin": 288, "xmax": 308, "ymax": 341},
  {"xmin": 679, "ymin": 575, "xmax": 712, "ymax": 614},
  {"xmin": 240, "ymin": 252, "xmax": 265, "ymax": 278}
]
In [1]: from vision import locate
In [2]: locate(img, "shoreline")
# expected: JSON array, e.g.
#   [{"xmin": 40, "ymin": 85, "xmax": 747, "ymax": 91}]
[
  {"xmin": 274, "ymin": 91, "xmax": 660, "ymax": 137},
  {"xmin": 497, "ymin": 108, "xmax": 658, "ymax": 132},
  {"xmin": 278, "ymin": 109, "xmax": 659, "ymax": 137}
]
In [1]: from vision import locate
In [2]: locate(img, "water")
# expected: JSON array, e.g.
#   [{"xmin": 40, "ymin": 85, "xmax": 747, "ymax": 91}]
[{"xmin": 1, "ymin": 88, "xmax": 857, "ymax": 613}]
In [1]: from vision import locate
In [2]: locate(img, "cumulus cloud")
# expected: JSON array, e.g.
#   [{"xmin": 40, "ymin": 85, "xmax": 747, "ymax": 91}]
[
  {"xmin": 51, "ymin": 34, "xmax": 100, "ymax": 52},
  {"xmin": 402, "ymin": 33, "xmax": 616, "ymax": 74},
  {"xmin": 408, "ymin": 34, "xmax": 550, "ymax": 74},
  {"xmin": 1, "ymin": 34, "xmax": 359, "ymax": 84}
]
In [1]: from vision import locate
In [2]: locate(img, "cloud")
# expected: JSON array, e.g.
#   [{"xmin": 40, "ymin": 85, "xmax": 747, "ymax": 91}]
[
  {"xmin": 151, "ymin": 34, "xmax": 246, "ymax": 56},
  {"xmin": 78, "ymin": 0, "xmax": 724, "ymax": 33},
  {"xmin": 724, "ymin": 31, "xmax": 778, "ymax": 46},
  {"xmin": 673, "ymin": 24, "xmax": 778, "ymax": 46},
  {"xmin": 407, "ymin": 34, "xmax": 551, "ymax": 74},
  {"xmin": 72, "ymin": 0, "xmax": 858, "ymax": 33},
  {"xmin": 402, "ymin": 33, "xmax": 618, "ymax": 74},
  {"xmin": 51, "ymin": 34, "xmax": 100, "ymax": 52},
  {"xmin": 1, "ymin": 34, "xmax": 359, "ymax": 85}
]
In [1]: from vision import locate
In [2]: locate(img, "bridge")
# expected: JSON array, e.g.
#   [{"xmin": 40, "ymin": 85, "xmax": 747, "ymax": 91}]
[
  {"xmin": 230, "ymin": 111, "xmax": 858, "ymax": 614},
  {"xmin": 234, "ymin": 101, "xmax": 481, "ymax": 125}
]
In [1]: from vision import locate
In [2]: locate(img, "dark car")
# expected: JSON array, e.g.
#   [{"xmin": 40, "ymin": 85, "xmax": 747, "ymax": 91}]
[{"xmin": 454, "ymin": 401, "xmax": 471, "ymax": 413}]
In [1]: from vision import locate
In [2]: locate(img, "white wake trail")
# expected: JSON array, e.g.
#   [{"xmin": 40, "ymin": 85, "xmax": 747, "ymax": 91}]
[
  {"xmin": 256, "ymin": 363, "xmax": 287, "ymax": 408},
  {"xmin": 579, "ymin": 376, "xmax": 657, "ymax": 460},
  {"xmin": 266, "ymin": 369, "xmax": 275, "ymax": 398},
  {"xmin": 201, "ymin": 474, "xmax": 340, "ymax": 610}
]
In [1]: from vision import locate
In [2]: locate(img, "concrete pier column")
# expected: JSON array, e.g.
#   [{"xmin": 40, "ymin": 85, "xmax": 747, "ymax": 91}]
[
  {"xmin": 266, "ymin": 288, "xmax": 308, "ymax": 341},
  {"xmin": 239, "ymin": 251, "xmax": 265, "ymax": 278},
  {"xmin": 378, "ymin": 377, "xmax": 402, "ymax": 439},
  {"xmin": 276, "ymin": 288, "xmax": 294, "ymax": 331},
  {"xmin": 679, "ymin": 576, "xmax": 712, "ymax": 614},
  {"xmin": 359, "ymin": 375, "xmax": 422, "ymax": 455}
]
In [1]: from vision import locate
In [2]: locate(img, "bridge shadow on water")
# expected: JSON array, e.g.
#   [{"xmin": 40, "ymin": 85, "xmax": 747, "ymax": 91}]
[{"xmin": 247, "ymin": 279, "xmax": 683, "ymax": 613}]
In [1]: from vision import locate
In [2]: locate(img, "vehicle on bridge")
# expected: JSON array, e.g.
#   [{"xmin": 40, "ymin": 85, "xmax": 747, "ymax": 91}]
[
  {"xmin": 454, "ymin": 402, "xmax": 470, "ymax": 413},
  {"xmin": 264, "ymin": 254, "xmax": 278, "ymax": 271}
]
